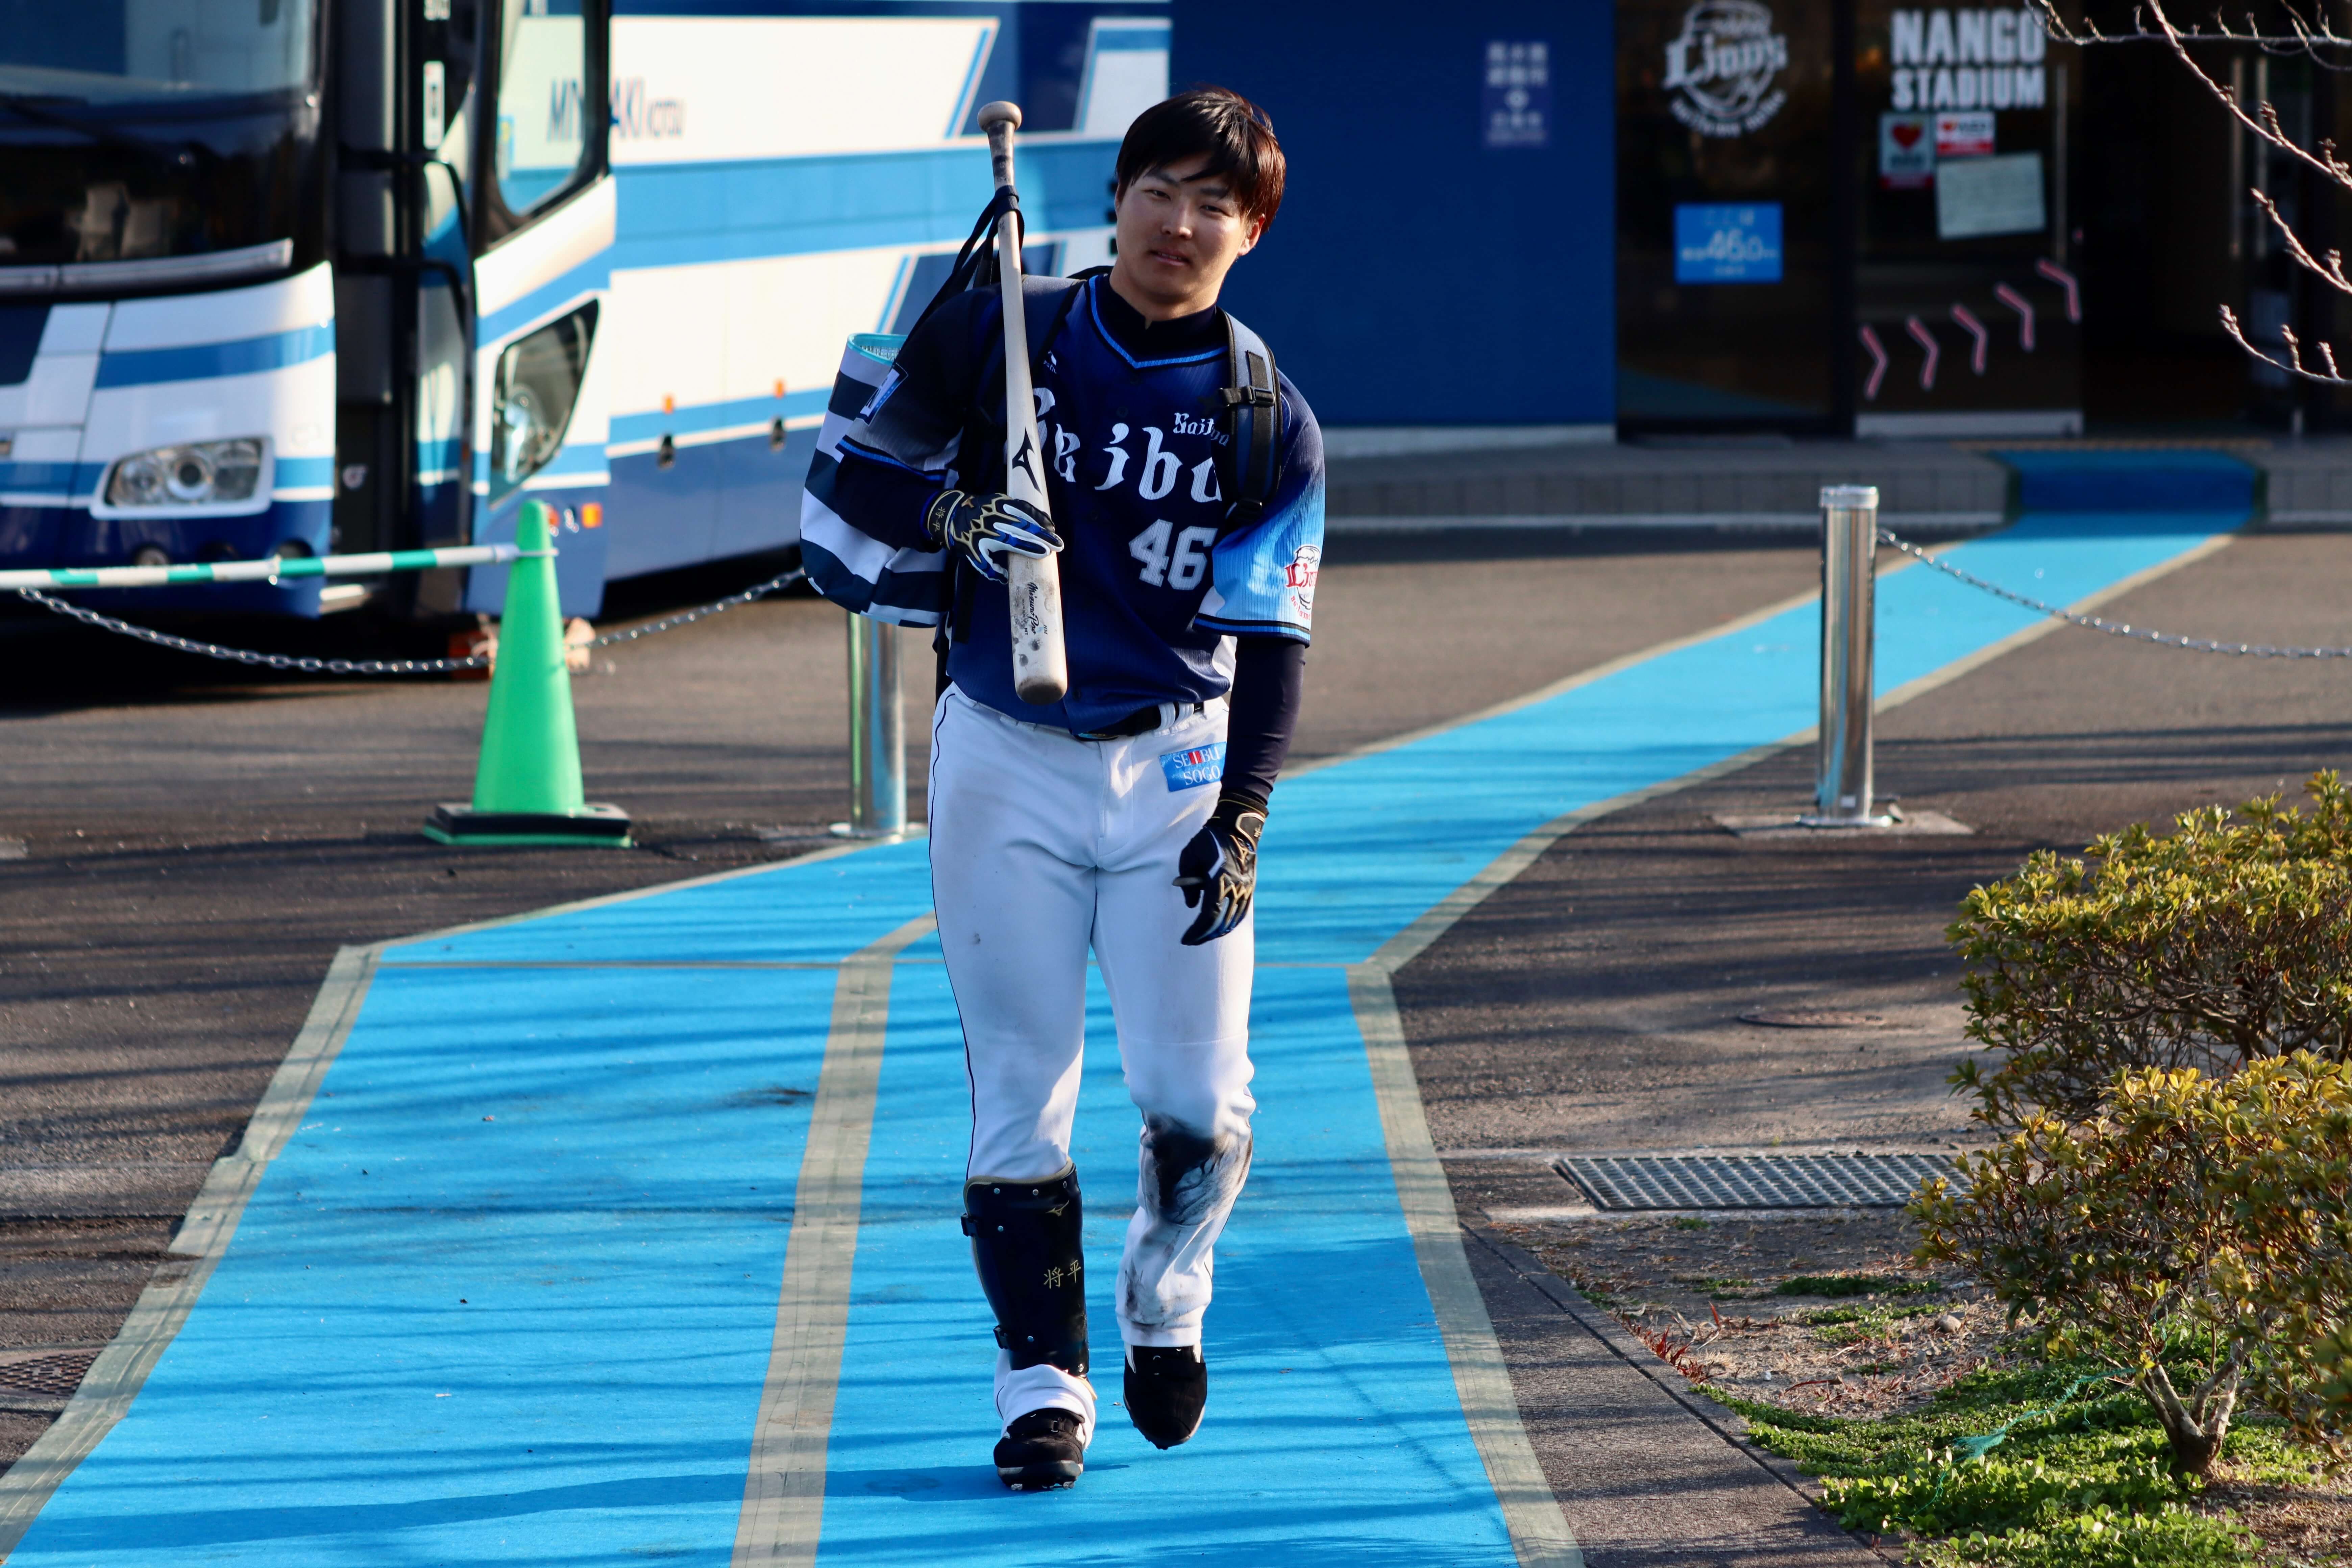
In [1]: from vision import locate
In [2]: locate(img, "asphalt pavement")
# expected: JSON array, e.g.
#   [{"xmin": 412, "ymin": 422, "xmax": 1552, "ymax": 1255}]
[
  {"xmin": 5, "ymin": 519, "xmax": 2349, "ymax": 1561},
  {"xmin": 1408, "ymin": 527, "xmax": 2352, "ymax": 1183}
]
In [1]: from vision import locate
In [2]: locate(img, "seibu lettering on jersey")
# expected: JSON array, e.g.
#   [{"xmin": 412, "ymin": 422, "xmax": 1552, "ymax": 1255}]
[{"xmin": 810, "ymin": 274, "xmax": 1326, "ymax": 735}]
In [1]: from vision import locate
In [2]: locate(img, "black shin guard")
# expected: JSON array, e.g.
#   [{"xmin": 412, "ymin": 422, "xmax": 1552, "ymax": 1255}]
[{"xmin": 962, "ymin": 1166, "xmax": 1088, "ymax": 1376}]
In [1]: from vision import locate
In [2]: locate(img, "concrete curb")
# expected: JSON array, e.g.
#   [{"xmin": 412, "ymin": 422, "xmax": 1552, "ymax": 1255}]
[{"xmin": 1464, "ymin": 1224, "xmax": 1905, "ymax": 1566}]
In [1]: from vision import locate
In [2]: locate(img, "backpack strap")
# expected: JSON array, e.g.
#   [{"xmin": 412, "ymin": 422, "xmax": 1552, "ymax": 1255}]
[
  {"xmin": 1218, "ymin": 312, "xmax": 1282, "ymax": 528},
  {"xmin": 1032, "ymin": 270, "xmax": 1101, "ymax": 365}
]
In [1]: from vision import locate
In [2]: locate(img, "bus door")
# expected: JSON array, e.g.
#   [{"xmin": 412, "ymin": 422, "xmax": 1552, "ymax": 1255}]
[
  {"xmin": 465, "ymin": 0, "xmax": 612, "ymax": 619},
  {"xmin": 330, "ymin": 0, "xmax": 608, "ymax": 621}
]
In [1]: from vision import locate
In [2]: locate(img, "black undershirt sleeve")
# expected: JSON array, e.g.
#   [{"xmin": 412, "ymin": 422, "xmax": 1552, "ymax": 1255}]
[{"xmin": 1220, "ymin": 634, "xmax": 1306, "ymax": 808}]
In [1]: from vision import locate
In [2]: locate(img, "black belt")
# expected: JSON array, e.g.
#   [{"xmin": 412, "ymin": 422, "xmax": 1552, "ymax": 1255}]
[{"xmin": 1076, "ymin": 701, "xmax": 1204, "ymax": 741}]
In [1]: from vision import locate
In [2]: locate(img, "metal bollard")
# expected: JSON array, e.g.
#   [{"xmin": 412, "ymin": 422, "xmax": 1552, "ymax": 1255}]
[
  {"xmin": 837, "ymin": 611, "xmax": 906, "ymax": 838},
  {"xmin": 1804, "ymin": 485, "xmax": 1893, "ymax": 828}
]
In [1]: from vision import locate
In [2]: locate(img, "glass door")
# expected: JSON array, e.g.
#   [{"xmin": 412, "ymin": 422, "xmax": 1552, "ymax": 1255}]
[
  {"xmin": 1618, "ymin": 0, "xmax": 1842, "ymax": 430},
  {"xmin": 1852, "ymin": 0, "xmax": 2081, "ymax": 434}
]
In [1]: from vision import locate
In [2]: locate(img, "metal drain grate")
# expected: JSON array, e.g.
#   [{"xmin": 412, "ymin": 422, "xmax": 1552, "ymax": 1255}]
[
  {"xmin": 0, "ymin": 1350, "xmax": 98, "ymax": 1399},
  {"xmin": 1557, "ymin": 1153, "xmax": 1954, "ymax": 1211}
]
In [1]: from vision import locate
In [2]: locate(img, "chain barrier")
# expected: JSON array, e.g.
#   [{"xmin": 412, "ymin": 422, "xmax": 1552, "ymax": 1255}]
[
  {"xmin": 581, "ymin": 565, "xmax": 809, "ymax": 647},
  {"xmin": 13, "ymin": 565, "xmax": 811, "ymax": 678},
  {"xmin": 37, "ymin": 525, "xmax": 2352, "ymax": 669},
  {"xmin": 1879, "ymin": 528, "xmax": 2352, "ymax": 659}
]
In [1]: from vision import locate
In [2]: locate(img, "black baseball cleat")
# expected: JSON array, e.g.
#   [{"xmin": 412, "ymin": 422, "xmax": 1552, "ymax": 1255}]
[
  {"xmin": 994, "ymin": 1408, "xmax": 1085, "ymax": 1491},
  {"xmin": 1124, "ymin": 1344, "xmax": 1207, "ymax": 1449}
]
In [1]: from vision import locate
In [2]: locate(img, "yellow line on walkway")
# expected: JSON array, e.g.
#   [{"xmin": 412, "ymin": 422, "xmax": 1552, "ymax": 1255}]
[
  {"xmin": 732, "ymin": 912, "xmax": 937, "ymax": 1566},
  {"xmin": 1350, "ymin": 962, "xmax": 1585, "ymax": 1568}
]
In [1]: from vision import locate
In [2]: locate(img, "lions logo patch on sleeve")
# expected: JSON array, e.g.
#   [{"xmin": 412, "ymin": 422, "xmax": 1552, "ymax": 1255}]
[
  {"xmin": 1159, "ymin": 742, "xmax": 1226, "ymax": 791},
  {"xmin": 1285, "ymin": 543, "xmax": 1321, "ymax": 625}
]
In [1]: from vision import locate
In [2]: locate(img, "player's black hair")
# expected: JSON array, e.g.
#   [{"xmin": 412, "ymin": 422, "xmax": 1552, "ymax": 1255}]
[{"xmin": 1114, "ymin": 87, "xmax": 1285, "ymax": 232}]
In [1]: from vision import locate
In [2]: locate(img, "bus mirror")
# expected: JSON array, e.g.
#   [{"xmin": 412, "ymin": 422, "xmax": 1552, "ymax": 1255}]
[{"xmin": 489, "ymin": 301, "xmax": 598, "ymax": 505}]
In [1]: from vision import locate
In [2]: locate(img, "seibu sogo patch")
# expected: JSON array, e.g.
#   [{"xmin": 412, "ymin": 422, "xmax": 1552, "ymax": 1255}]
[{"xmin": 1159, "ymin": 742, "xmax": 1226, "ymax": 791}]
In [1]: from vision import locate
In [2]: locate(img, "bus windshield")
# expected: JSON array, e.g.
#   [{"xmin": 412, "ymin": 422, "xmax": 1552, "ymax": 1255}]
[
  {"xmin": 2, "ymin": 3, "xmax": 317, "ymax": 103},
  {"xmin": 1, "ymin": 4, "xmax": 324, "ymax": 273}
]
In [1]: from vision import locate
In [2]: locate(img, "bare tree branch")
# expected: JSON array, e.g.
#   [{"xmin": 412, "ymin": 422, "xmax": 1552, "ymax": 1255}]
[
  {"xmin": 2027, "ymin": 0, "xmax": 2352, "ymax": 385},
  {"xmin": 2032, "ymin": 0, "xmax": 2352, "ymax": 63},
  {"xmin": 2222, "ymin": 304, "xmax": 2352, "ymax": 382},
  {"xmin": 2136, "ymin": 0, "xmax": 2352, "ymax": 189},
  {"xmin": 2253, "ymin": 188, "xmax": 2352, "ymax": 296}
]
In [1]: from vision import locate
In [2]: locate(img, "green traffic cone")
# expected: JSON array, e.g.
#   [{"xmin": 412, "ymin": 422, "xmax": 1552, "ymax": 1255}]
[{"xmin": 425, "ymin": 500, "xmax": 630, "ymax": 847}]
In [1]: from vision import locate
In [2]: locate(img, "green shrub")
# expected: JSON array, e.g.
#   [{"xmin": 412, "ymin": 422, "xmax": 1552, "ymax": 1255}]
[
  {"xmin": 2204, "ymin": 1058, "xmax": 2352, "ymax": 1460},
  {"xmin": 1914, "ymin": 1055, "xmax": 2352, "ymax": 1474},
  {"xmin": 1946, "ymin": 772, "xmax": 2352, "ymax": 1127}
]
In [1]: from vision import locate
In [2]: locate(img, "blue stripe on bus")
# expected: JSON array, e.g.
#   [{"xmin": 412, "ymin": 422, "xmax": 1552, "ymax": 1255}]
[
  {"xmin": 93, "ymin": 324, "xmax": 334, "ymax": 389},
  {"xmin": 609, "ymin": 141, "xmax": 1118, "ymax": 273},
  {"xmin": 609, "ymin": 389, "xmax": 826, "ymax": 446},
  {"xmin": 478, "ymin": 268, "xmax": 610, "ymax": 349},
  {"xmin": 273, "ymin": 456, "xmax": 335, "ymax": 488},
  {"xmin": 471, "ymin": 442, "xmax": 615, "ymax": 484},
  {"xmin": 1096, "ymin": 19, "xmax": 1169, "ymax": 48},
  {"xmin": 0, "ymin": 461, "xmax": 81, "ymax": 492},
  {"xmin": 6, "ymin": 455, "xmax": 333, "ymax": 497}
]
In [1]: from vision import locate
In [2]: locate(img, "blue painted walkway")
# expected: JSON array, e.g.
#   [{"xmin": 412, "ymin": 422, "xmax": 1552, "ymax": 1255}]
[{"xmin": 4, "ymin": 509, "xmax": 2243, "ymax": 1565}]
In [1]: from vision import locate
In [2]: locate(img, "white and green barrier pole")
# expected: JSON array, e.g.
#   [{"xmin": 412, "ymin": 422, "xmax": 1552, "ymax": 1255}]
[
  {"xmin": 0, "ymin": 543, "xmax": 530, "ymax": 592},
  {"xmin": 3, "ymin": 512, "xmax": 626, "ymax": 849}
]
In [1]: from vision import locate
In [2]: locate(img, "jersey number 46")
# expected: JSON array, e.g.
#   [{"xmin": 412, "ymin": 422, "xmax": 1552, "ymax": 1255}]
[{"xmin": 1130, "ymin": 520, "xmax": 1219, "ymax": 591}]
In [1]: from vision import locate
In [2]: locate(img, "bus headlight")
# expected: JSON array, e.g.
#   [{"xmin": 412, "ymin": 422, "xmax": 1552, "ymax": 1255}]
[{"xmin": 106, "ymin": 439, "xmax": 266, "ymax": 507}]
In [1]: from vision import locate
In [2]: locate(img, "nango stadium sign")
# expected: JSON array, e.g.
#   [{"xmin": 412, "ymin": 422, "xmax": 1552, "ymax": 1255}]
[
  {"xmin": 1664, "ymin": 0, "xmax": 1791, "ymax": 138},
  {"xmin": 1888, "ymin": 7, "xmax": 2049, "ymax": 112}
]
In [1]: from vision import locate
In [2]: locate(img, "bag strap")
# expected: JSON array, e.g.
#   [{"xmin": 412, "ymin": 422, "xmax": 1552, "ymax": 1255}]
[
  {"xmin": 1218, "ymin": 312, "xmax": 1283, "ymax": 528},
  {"xmin": 911, "ymin": 186, "xmax": 1021, "ymax": 337}
]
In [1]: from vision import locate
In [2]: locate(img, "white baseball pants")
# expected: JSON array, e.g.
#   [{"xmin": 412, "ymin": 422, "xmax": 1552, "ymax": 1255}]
[{"xmin": 927, "ymin": 687, "xmax": 1258, "ymax": 1439}]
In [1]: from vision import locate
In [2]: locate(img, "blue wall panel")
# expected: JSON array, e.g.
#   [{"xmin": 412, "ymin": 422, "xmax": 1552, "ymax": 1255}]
[{"xmin": 1171, "ymin": 0, "xmax": 1616, "ymax": 427}]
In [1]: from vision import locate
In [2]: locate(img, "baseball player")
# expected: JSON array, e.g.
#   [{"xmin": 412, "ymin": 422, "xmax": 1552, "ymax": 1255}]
[{"xmin": 810, "ymin": 87, "xmax": 1321, "ymax": 1490}]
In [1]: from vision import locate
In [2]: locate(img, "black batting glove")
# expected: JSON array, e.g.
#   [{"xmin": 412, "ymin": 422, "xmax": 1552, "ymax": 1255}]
[
  {"xmin": 1173, "ymin": 790, "xmax": 1268, "ymax": 947},
  {"xmin": 923, "ymin": 489, "xmax": 1061, "ymax": 585}
]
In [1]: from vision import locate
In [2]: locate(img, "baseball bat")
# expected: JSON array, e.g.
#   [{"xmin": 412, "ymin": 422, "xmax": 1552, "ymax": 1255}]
[{"xmin": 977, "ymin": 100, "xmax": 1070, "ymax": 707}]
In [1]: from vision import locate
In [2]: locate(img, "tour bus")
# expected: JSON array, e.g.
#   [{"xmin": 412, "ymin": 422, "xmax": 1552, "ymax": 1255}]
[{"xmin": 0, "ymin": 1, "xmax": 1168, "ymax": 619}]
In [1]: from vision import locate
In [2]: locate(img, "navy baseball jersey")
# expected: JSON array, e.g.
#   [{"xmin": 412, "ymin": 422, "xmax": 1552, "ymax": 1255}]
[{"xmin": 812, "ymin": 274, "xmax": 1325, "ymax": 735}]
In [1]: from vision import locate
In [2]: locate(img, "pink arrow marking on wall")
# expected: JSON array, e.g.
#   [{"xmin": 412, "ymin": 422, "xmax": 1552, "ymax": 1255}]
[
  {"xmin": 1994, "ymin": 284, "xmax": 2037, "ymax": 350},
  {"xmin": 2036, "ymin": 259, "xmax": 2082, "ymax": 322},
  {"xmin": 1951, "ymin": 304, "xmax": 1990, "ymax": 374},
  {"xmin": 1860, "ymin": 324, "xmax": 1890, "ymax": 400},
  {"xmin": 1907, "ymin": 315, "xmax": 1941, "ymax": 391}
]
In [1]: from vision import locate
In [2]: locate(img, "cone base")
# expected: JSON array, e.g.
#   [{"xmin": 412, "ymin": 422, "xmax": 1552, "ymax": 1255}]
[{"xmin": 424, "ymin": 802, "xmax": 632, "ymax": 848}]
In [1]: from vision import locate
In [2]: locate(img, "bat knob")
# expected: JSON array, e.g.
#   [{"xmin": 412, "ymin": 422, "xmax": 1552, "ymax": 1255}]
[{"xmin": 978, "ymin": 101, "xmax": 1023, "ymax": 132}]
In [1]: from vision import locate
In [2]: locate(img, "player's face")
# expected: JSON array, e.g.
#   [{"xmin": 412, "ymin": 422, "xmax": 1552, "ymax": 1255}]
[{"xmin": 1109, "ymin": 155, "xmax": 1264, "ymax": 321}]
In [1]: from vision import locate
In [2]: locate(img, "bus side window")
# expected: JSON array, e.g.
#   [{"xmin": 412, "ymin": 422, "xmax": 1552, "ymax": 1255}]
[{"xmin": 494, "ymin": 0, "xmax": 591, "ymax": 220}]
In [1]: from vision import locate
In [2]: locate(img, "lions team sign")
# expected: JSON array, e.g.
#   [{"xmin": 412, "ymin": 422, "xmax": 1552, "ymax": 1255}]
[{"xmin": 1664, "ymin": 0, "xmax": 1790, "ymax": 137}]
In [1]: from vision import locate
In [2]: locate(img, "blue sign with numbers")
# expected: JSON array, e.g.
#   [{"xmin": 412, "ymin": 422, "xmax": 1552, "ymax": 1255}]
[{"xmin": 1673, "ymin": 203, "xmax": 1784, "ymax": 284}]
